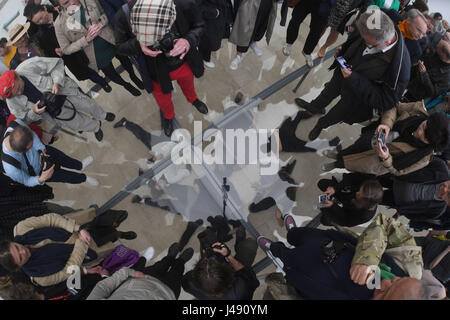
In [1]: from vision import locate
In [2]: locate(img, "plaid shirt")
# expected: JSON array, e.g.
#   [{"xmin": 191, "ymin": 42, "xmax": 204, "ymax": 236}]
[{"xmin": 131, "ymin": 0, "xmax": 177, "ymax": 46}]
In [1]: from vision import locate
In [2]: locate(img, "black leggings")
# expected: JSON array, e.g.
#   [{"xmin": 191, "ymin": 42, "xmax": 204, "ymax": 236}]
[
  {"xmin": 286, "ymin": 0, "xmax": 328, "ymax": 54},
  {"xmin": 123, "ymin": 120, "xmax": 169, "ymax": 151},
  {"xmin": 89, "ymin": 55, "xmax": 138, "ymax": 87},
  {"xmin": 249, "ymin": 197, "xmax": 276, "ymax": 213}
]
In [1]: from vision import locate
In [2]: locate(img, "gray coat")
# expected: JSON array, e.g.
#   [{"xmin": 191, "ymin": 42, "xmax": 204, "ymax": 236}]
[
  {"xmin": 229, "ymin": 0, "xmax": 277, "ymax": 47},
  {"xmin": 7, "ymin": 57, "xmax": 81, "ymax": 124},
  {"xmin": 86, "ymin": 267, "xmax": 176, "ymax": 300}
]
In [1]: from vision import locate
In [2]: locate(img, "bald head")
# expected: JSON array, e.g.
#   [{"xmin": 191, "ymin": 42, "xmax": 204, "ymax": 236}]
[
  {"xmin": 372, "ymin": 277, "xmax": 429, "ymax": 300},
  {"xmin": 10, "ymin": 125, "xmax": 34, "ymax": 153}
]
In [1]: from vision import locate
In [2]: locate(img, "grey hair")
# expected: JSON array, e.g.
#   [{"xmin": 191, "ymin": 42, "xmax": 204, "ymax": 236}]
[
  {"xmin": 407, "ymin": 8, "xmax": 428, "ymax": 25},
  {"xmin": 356, "ymin": 8, "xmax": 396, "ymax": 45}
]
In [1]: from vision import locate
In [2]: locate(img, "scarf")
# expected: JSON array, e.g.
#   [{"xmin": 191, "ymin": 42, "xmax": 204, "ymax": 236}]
[
  {"xmin": 15, "ymin": 227, "xmax": 97, "ymax": 278},
  {"xmin": 398, "ymin": 20, "xmax": 414, "ymax": 40},
  {"xmin": 392, "ymin": 115, "xmax": 433, "ymax": 171},
  {"xmin": 131, "ymin": 0, "xmax": 177, "ymax": 46}
]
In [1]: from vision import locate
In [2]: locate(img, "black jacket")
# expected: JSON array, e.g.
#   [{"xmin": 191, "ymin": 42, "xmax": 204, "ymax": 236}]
[
  {"xmin": 198, "ymin": 0, "xmax": 233, "ymax": 51},
  {"xmin": 333, "ymin": 24, "xmax": 411, "ymax": 116},
  {"xmin": 407, "ymin": 54, "xmax": 450, "ymax": 101},
  {"xmin": 394, "ymin": 158, "xmax": 449, "ymax": 221},
  {"xmin": 318, "ymin": 173, "xmax": 377, "ymax": 227},
  {"xmin": 114, "ymin": 0, "xmax": 205, "ymax": 94}
]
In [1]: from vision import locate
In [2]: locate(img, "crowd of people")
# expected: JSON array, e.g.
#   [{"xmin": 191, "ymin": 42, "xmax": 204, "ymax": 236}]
[{"xmin": 0, "ymin": 0, "xmax": 448, "ymax": 300}]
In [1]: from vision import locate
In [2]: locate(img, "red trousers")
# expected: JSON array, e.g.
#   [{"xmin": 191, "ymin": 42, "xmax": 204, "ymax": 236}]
[{"xmin": 152, "ymin": 62, "xmax": 198, "ymax": 120}]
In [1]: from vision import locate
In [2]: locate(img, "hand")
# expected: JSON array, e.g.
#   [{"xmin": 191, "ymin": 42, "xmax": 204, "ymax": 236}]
[
  {"xmin": 85, "ymin": 24, "xmax": 101, "ymax": 42},
  {"xmin": 334, "ymin": 46, "xmax": 342, "ymax": 57},
  {"xmin": 134, "ymin": 271, "xmax": 148, "ymax": 279},
  {"xmin": 86, "ymin": 266, "xmax": 102, "ymax": 274},
  {"xmin": 169, "ymin": 38, "xmax": 190, "ymax": 59},
  {"xmin": 376, "ymin": 124, "xmax": 390, "ymax": 141},
  {"xmin": 211, "ymin": 242, "xmax": 230, "ymax": 257},
  {"xmin": 341, "ymin": 67, "xmax": 352, "ymax": 78},
  {"xmin": 139, "ymin": 41, "xmax": 162, "ymax": 57},
  {"xmin": 418, "ymin": 60, "xmax": 426, "ymax": 73},
  {"xmin": 52, "ymin": 83, "xmax": 60, "ymax": 95},
  {"xmin": 33, "ymin": 101, "xmax": 46, "ymax": 115},
  {"xmin": 216, "ymin": 9, "xmax": 220, "ymax": 18},
  {"xmin": 55, "ymin": 48, "xmax": 62, "ymax": 56},
  {"xmin": 325, "ymin": 186, "xmax": 335, "ymax": 197},
  {"xmin": 98, "ymin": 268, "xmax": 110, "ymax": 277},
  {"xmin": 78, "ymin": 229, "xmax": 92, "ymax": 245},
  {"xmin": 38, "ymin": 164, "xmax": 54, "ymax": 183},
  {"xmin": 377, "ymin": 142, "xmax": 390, "ymax": 160},
  {"xmin": 321, "ymin": 200, "xmax": 334, "ymax": 208},
  {"xmin": 350, "ymin": 264, "xmax": 375, "ymax": 286}
]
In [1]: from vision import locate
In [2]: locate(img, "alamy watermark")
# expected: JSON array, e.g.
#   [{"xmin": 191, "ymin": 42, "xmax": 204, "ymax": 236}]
[{"xmin": 170, "ymin": 121, "xmax": 280, "ymax": 175}]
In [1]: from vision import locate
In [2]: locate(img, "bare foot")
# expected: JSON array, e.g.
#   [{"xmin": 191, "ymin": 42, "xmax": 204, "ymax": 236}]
[
  {"xmin": 276, "ymin": 209, "xmax": 284, "ymax": 227},
  {"xmin": 318, "ymin": 47, "xmax": 326, "ymax": 58}
]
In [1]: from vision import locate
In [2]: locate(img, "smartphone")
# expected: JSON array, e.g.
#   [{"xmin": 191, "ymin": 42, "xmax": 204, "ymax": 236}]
[
  {"xmin": 319, "ymin": 194, "xmax": 328, "ymax": 204},
  {"xmin": 336, "ymin": 56, "xmax": 351, "ymax": 71},
  {"xmin": 377, "ymin": 129, "xmax": 387, "ymax": 151}
]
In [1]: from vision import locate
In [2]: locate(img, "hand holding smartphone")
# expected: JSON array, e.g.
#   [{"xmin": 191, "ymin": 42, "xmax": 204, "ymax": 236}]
[{"xmin": 336, "ymin": 56, "xmax": 351, "ymax": 71}]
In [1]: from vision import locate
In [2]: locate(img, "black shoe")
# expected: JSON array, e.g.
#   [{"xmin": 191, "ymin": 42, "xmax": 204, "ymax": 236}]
[
  {"xmin": 105, "ymin": 112, "xmax": 116, "ymax": 122},
  {"xmin": 113, "ymin": 117, "xmax": 127, "ymax": 128},
  {"xmin": 329, "ymin": 136, "xmax": 341, "ymax": 147},
  {"xmin": 162, "ymin": 117, "xmax": 174, "ymax": 137},
  {"xmin": 124, "ymin": 83, "xmax": 141, "ymax": 96},
  {"xmin": 102, "ymin": 83, "xmax": 112, "ymax": 93},
  {"xmin": 112, "ymin": 211, "xmax": 128, "ymax": 227},
  {"xmin": 294, "ymin": 98, "xmax": 325, "ymax": 115},
  {"xmin": 178, "ymin": 248, "xmax": 194, "ymax": 263},
  {"xmin": 168, "ymin": 242, "xmax": 180, "ymax": 258},
  {"xmin": 95, "ymin": 128, "xmax": 103, "ymax": 142},
  {"xmin": 194, "ymin": 219, "xmax": 203, "ymax": 226},
  {"xmin": 120, "ymin": 231, "xmax": 137, "ymax": 240},
  {"xmin": 308, "ymin": 123, "xmax": 323, "ymax": 141},
  {"xmin": 228, "ymin": 219, "xmax": 242, "ymax": 229},
  {"xmin": 130, "ymin": 75, "xmax": 145, "ymax": 90},
  {"xmin": 192, "ymin": 99, "xmax": 208, "ymax": 114},
  {"xmin": 283, "ymin": 159, "xmax": 297, "ymax": 175},
  {"xmin": 131, "ymin": 195, "xmax": 142, "ymax": 203}
]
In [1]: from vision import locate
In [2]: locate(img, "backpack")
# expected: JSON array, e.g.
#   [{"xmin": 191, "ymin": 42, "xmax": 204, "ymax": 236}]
[{"xmin": 101, "ymin": 245, "xmax": 140, "ymax": 275}]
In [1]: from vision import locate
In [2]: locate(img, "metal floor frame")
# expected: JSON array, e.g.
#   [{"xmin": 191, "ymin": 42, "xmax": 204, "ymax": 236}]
[{"xmin": 94, "ymin": 48, "xmax": 337, "ymax": 274}]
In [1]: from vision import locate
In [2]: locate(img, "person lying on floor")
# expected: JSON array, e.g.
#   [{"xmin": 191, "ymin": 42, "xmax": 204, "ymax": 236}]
[
  {"xmin": 0, "ymin": 208, "xmax": 135, "ymax": 287},
  {"xmin": 258, "ymin": 213, "xmax": 446, "ymax": 300},
  {"xmin": 317, "ymin": 173, "xmax": 383, "ymax": 227}
]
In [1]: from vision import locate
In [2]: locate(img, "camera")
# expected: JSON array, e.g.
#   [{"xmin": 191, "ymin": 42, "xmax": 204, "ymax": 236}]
[
  {"xmin": 150, "ymin": 31, "xmax": 181, "ymax": 56},
  {"xmin": 39, "ymin": 151, "xmax": 60, "ymax": 172},
  {"xmin": 39, "ymin": 92, "xmax": 67, "ymax": 118},
  {"xmin": 198, "ymin": 228, "xmax": 226, "ymax": 262}
]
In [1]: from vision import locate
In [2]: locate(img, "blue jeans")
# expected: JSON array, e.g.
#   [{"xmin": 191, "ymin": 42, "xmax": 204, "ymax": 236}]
[{"xmin": 46, "ymin": 146, "xmax": 86, "ymax": 184}]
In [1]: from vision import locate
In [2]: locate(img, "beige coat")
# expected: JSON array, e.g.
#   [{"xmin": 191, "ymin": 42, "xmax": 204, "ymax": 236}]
[
  {"xmin": 54, "ymin": 0, "xmax": 116, "ymax": 72},
  {"xmin": 343, "ymin": 101, "xmax": 433, "ymax": 176},
  {"xmin": 13, "ymin": 208, "xmax": 114, "ymax": 287}
]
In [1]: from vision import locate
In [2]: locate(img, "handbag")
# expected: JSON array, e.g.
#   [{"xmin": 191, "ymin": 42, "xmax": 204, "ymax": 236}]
[
  {"xmin": 101, "ymin": 245, "xmax": 140, "ymax": 275},
  {"xmin": 39, "ymin": 92, "xmax": 76, "ymax": 121}
]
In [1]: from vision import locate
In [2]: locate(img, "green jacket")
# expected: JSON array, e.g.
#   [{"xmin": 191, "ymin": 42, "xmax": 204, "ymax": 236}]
[{"xmin": 351, "ymin": 213, "xmax": 423, "ymax": 279}]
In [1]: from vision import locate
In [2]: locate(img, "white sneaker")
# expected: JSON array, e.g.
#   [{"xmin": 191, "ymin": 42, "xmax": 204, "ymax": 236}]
[
  {"xmin": 81, "ymin": 156, "xmax": 93, "ymax": 170},
  {"xmin": 250, "ymin": 42, "xmax": 263, "ymax": 56},
  {"xmin": 86, "ymin": 176, "xmax": 99, "ymax": 186},
  {"xmin": 141, "ymin": 246, "xmax": 155, "ymax": 261},
  {"xmin": 229, "ymin": 55, "xmax": 243, "ymax": 70},
  {"xmin": 203, "ymin": 60, "xmax": 215, "ymax": 69},
  {"xmin": 303, "ymin": 52, "xmax": 314, "ymax": 67},
  {"xmin": 282, "ymin": 43, "xmax": 292, "ymax": 56}
]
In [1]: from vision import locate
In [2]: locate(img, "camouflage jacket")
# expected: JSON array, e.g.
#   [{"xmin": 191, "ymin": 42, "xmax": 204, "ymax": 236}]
[{"xmin": 351, "ymin": 213, "xmax": 424, "ymax": 279}]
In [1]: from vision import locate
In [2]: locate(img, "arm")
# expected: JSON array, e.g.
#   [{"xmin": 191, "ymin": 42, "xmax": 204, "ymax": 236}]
[
  {"xmin": 199, "ymin": 0, "xmax": 219, "ymax": 20},
  {"xmin": 90, "ymin": 0, "xmax": 110, "ymax": 28},
  {"xmin": 14, "ymin": 212, "xmax": 80, "ymax": 237},
  {"xmin": 54, "ymin": 17, "xmax": 90, "ymax": 56},
  {"xmin": 7, "ymin": 99, "xmax": 42, "ymax": 123},
  {"xmin": 321, "ymin": 204, "xmax": 374, "ymax": 227},
  {"xmin": 380, "ymin": 152, "xmax": 431, "ymax": 176},
  {"xmin": 113, "ymin": 10, "xmax": 141, "ymax": 56},
  {"xmin": 2, "ymin": 162, "xmax": 41, "ymax": 187},
  {"xmin": 429, "ymin": 246, "xmax": 449, "ymax": 270},
  {"xmin": 226, "ymin": 255, "xmax": 244, "ymax": 272},
  {"xmin": 352, "ymin": 213, "xmax": 416, "ymax": 267},
  {"xmin": 380, "ymin": 106, "xmax": 398, "ymax": 130},
  {"xmin": 87, "ymin": 268, "xmax": 135, "ymax": 300},
  {"xmin": 32, "ymin": 238, "xmax": 89, "ymax": 287},
  {"xmin": 419, "ymin": 69, "xmax": 449, "ymax": 98},
  {"xmin": 34, "ymin": 58, "xmax": 66, "ymax": 88},
  {"xmin": 180, "ymin": 1, "xmax": 205, "ymax": 51}
]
